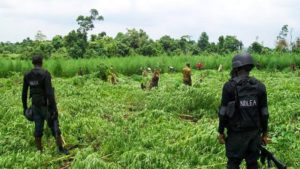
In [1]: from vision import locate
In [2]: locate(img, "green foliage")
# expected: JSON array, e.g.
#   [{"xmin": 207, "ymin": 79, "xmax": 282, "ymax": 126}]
[
  {"xmin": 61, "ymin": 9, "xmax": 104, "ymax": 59},
  {"xmin": 16, "ymin": 40, "xmax": 54, "ymax": 59},
  {"xmin": 276, "ymin": 25, "xmax": 290, "ymax": 52},
  {"xmin": 0, "ymin": 70, "xmax": 299, "ymax": 168},
  {"xmin": 52, "ymin": 35, "xmax": 64, "ymax": 50},
  {"xmin": 277, "ymin": 24, "xmax": 289, "ymax": 41},
  {"xmin": 50, "ymin": 47, "xmax": 69, "ymax": 59},
  {"xmin": 64, "ymin": 30, "xmax": 88, "ymax": 59},
  {"xmin": 95, "ymin": 62, "xmax": 109, "ymax": 80},
  {"xmin": 126, "ymin": 29, "xmax": 149, "ymax": 50},
  {"xmin": 101, "ymin": 37, "xmax": 118, "ymax": 58},
  {"xmin": 76, "ymin": 9, "xmax": 104, "ymax": 33},
  {"xmin": 1, "ymin": 53, "xmax": 300, "ymax": 78},
  {"xmin": 249, "ymin": 42, "xmax": 263, "ymax": 54},
  {"xmin": 139, "ymin": 41, "xmax": 161, "ymax": 56},
  {"xmin": 292, "ymin": 38, "xmax": 300, "ymax": 53},
  {"xmin": 36, "ymin": 41, "xmax": 54, "ymax": 59},
  {"xmin": 223, "ymin": 35, "xmax": 243, "ymax": 52},
  {"xmin": 52, "ymin": 60, "xmax": 63, "ymax": 77},
  {"xmin": 158, "ymin": 35, "xmax": 178, "ymax": 55},
  {"xmin": 197, "ymin": 32, "xmax": 209, "ymax": 51}
]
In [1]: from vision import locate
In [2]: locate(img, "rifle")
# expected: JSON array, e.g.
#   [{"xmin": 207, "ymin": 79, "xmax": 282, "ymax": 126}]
[
  {"xmin": 48, "ymin": 88, "xmax": 58, "ymax": 136},
  {"xmin": 48, "ymin": 88, "xmax": 66, "ymax": 144},
  {"xmin": 260, "ymin": 145, "xmax": 287, "ymax": 169}
]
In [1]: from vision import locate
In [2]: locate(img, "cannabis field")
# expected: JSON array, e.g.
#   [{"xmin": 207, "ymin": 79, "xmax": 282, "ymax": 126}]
[
  {"xmin": 0, "ymin": 68, "xmax": 299, "ymax": 168},
  {"xmin": 1, "ymin": 53, "xmax": 300, "ymax": 78}
]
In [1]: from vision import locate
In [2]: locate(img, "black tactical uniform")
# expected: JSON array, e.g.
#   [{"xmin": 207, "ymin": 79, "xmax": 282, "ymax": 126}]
[
  {"xmin": 22, "ymin": 56, "xmax": 68, "ymax": 154},
  {"xmin": 22, "ymin": 68, "xmax": 61, "ymax": 137},
  {"xmin": 218, "ymin": 53, "xmax": 269, "ymax": 169}
]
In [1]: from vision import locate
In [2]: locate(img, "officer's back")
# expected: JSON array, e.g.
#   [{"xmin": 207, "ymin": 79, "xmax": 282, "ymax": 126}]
[
  {"xmin": 218, "ymin": 53, "xmax": 269, "ymax": 169},
  {"xmin": 24, "ymin": 68, "xmax": 51, "ymax": 107},
  {"xmin": 22, "ymin": 55, "xmax": 68, "ymax": 154}
]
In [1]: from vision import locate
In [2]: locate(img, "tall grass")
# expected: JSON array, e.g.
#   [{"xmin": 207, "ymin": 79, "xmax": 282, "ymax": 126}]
[{"xmin": 0, "ymin": 53, "xmax": 299, "ymax": 77}]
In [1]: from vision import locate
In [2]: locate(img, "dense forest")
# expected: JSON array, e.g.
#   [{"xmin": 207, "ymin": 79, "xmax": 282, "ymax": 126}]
[{"xmin": 1, "ymin": 9, "xmax": 299, "ymax": 60}]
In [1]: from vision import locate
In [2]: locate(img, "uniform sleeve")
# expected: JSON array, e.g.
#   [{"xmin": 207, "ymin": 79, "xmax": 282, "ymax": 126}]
[
  {"xmin": 22, "ymin": 75, "xmax": 29, "ymax": 110},
  {"xmin": 44, "ymin": 72, "xmax": 57, "ymax": 112},
  {"xmin": 218, "ymin": 83, "xmax": 231, "ymax": 134},
  {"xmin": 259, "ymin": 83, "xmax": 269, "ymax": 133}
]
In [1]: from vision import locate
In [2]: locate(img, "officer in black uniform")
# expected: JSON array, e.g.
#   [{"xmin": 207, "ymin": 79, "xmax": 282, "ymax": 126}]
[
  {"xmin": 22, "ymin": 55, "xmax": 68, "ymax": 154},
  {"xmin": 218, "ymin": 53, "xmax": 269, "ymax": 169}
]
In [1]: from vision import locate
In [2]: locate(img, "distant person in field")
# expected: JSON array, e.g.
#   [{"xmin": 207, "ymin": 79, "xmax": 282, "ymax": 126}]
[
  {"xmin": 22, "ymin": 55, "xmax": 69, "ymax": 154},
  {"xmin": 142, "ymin": 67, "xmax": 148, "ymax": 77},
  {"xmin": 290, "ymin": 63, "xmax": 295, "ymax": 72},
  {"xmin": 182, "ymin": 62, "xmax": 192, "ymax": 86},
  {"xmin": 169, "ymin": 66, "xmax": 175, "ymax": 72},
  {"xmin": 197, "ymin": 62, "xmax": 204, "ymax": 70},
  {"xmin": 78, "ymin": 67, "xmax": 83, "ymax": 76},
  {"xmin": 141, "ymin": 67, "xmax": 148, "ymax": 90},
  {"xmin": 218, "ymin": 53, "xmax": 269, "ymax": 169},
  {"xmin": 109, "ymin": 65, "xmax": 118, "ymax": 84},
  {"xmin": 147, "ymin": 67, "xmax": 152, "ymax": 73},
  {"xmin": 218, "ymin": 64, "xmax": 223, "ymax": 72},
  {"xmin": 149, "ymin": 69, "xmax": 160, "ymax": 90}
]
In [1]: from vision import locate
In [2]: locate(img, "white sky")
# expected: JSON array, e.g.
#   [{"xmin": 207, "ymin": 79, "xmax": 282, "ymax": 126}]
[{"xmin": 0, "ymin": 0, "xmax": 299, "ymax": 48}]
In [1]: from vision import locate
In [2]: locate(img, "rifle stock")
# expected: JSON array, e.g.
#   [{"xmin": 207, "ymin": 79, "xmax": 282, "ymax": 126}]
[{"xmin": 260, "ymin": 145, "xmax": 287, "ymax": 169}]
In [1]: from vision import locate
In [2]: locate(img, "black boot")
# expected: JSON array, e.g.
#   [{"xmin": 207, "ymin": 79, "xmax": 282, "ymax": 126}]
[
  {"xmin": 56, "ymin": 135, "xmax": 69, "ymax": 155},
  {"xmin": 35, "ymin": 137, "xmax": 43, "ymax": 152}
]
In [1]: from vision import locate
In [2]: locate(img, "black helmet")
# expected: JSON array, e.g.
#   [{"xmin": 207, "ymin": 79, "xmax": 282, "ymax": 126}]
[
  {"xmin": 32, "ymin": 55, "xmax": 43, "ymax": 66},
  {"xmin": 24, "ymin": 107, "xmax": 34, "ymax": 121},
  {"xmin": 232, "ymin": 53, "xmax": 254, "ymax": 69}
]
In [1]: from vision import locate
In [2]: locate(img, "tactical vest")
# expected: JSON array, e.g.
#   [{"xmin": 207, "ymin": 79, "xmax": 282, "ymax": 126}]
[
  {"xmin": 228, "ymin": 77, "xmax": 261, "ymax": 131},
  {"xmin": 26, "ymin": 69, "xmax": 47, "ymax": 107}
]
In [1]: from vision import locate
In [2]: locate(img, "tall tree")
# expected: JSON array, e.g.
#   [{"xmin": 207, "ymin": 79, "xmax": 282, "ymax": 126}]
[
  {"xmin": 223, "ymin": 35, "xmax": 243, "ymax": 52},
  {"xmin": 179, "ymin": 35, "xmax": 192, "ymax": 54},
  {"xmin": 197, "ymin": 32, "xmax": 209, "ymax": 51},
  {"xmin": 249, "ymin": 42, "xmax": 263, "ymax": 54},
  {"xmin": 276, "ymin": 25, "xmax": 289, "ymax": 51},
  {"xmin": 76, "ymin": 9, "xmax": 104, "ymax": 33},
  {"xmin": 277, "ymin": 25, "xmax": 288, "ymax": 40},
  {"xmin": 35, "ymin": 30, "xmax": 47, "ymax": 41},
  {"xmin": 158, "ymin": 35, "xmax": 178, "ymax": 55},
  {"xmin": 64, "ymin": 30, "xmax": 88, "ymax": 59},
  {"xmin": 98, "ymin": 32, "xmax": 107, "ymax": 40},
  {"xmin": 52, "ymin": 35, "xmax": 64, "ymax": 50},
  {"xmin": 66, "ymin": 9, "xmax": 103, "ymax": 58},
  {"xmin": 125, "ymin": 29, "xmax": 149, "ymax": 50}
]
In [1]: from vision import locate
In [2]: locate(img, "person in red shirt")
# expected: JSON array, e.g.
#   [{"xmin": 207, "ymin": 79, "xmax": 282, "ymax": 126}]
[{"xmin": 197, "ymin": 62, "xmax": 204, "ymax": 70}]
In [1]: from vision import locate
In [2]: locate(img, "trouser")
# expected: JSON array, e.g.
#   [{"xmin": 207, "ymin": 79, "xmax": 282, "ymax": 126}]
[
  {"xmin": 226, "ymin": 130, "xmax": 260, "ymax": 169},
  {"xmin": 183, "ymin": 80, "xmax": 191, "ymax": 86},
  {"xmin": 32, "ymin": 105, "xmax": 61, "ymax": 137}
]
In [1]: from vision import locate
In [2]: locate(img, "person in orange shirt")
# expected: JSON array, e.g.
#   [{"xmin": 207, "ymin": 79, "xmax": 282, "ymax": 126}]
[{"xmin": 182, "ymin": 62, "xmax": 192, "ymax": 86}]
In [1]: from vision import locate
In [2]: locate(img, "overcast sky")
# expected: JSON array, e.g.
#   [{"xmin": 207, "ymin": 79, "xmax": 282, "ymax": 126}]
[{"xmin": 0, "ymin": 0, "xmax": 299, "ymax": 48}]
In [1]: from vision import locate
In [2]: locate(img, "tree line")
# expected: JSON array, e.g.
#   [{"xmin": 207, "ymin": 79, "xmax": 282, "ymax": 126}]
[{"xmin": 0, "ymin": 9, "xmax": 299, "ymax": 59}]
